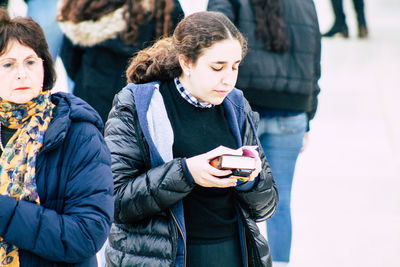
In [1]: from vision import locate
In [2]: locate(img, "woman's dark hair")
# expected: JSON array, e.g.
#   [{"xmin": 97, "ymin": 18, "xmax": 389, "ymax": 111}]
[
  {"xmin": 250, "ymin": 0, "xmax": 290, "ymax": 53},
  {"xmin": 126, "ymin": 11, "xmax": 247, "ymax": 84},
  {"xmin": 58, "ymin": 0, "xmax": 175, "ymax": 46},
  {"xmin": 0, "ymin": 8, "xmax": 56, "ymax": 90}
]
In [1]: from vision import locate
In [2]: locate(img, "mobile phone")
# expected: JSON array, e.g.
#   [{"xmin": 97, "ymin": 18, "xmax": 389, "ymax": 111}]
[{"xmin": 231, "ymin": 168, "xmax": 253, "ymax": 177}]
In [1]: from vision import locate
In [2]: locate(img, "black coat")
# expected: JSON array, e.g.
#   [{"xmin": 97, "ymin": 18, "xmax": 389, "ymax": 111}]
[
  {"xmin": 104, "ymin": 82, "xmax": 278, "ymax": 266},
  {"xmin": 208, "ymin": 0, "xmax": 321, "ymax": 123},
  {"xmin": 60, "ymin": 2, "xmax": 184, "ymax": 123}
]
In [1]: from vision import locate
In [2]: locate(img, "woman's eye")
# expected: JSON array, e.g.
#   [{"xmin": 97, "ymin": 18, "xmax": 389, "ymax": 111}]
[
  {"xmin": 211, "ymin": 66, "xmax": 223, "ymax": 71},
  {"xmin": 26, "ymin": 60, "xmax": 36, "ymax": 66},
  {"xmin": 1, "ymin": 62, "xmax": 13, "ymax": 69}
]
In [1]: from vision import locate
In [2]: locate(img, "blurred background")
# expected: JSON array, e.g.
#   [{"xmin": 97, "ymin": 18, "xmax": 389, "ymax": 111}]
[{"xmin": 6, "ymin": 0, "xmax": 400, "ymax": 266}]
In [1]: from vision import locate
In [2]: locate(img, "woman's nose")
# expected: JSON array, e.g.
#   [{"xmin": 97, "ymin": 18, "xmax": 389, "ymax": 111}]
[
  {"xmin": 222, "ymin": 70, "xmax": 237, "ymax": 86},
  {"xmin": 15, "ymin": 63, "xmax": 27, "ymax": 79}
]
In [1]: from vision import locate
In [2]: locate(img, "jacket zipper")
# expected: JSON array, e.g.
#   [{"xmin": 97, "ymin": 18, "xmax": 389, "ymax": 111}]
[
  {"xmin": 170, "ymin": 210, "xmax": 187, "ymax": 267},
  {"xmin": 244, "ymin": 226, "xmax": 249, "ymax": 267}
]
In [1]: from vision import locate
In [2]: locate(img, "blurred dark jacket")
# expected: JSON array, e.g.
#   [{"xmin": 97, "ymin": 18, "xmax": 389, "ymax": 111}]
[{"xmin": 208, "ymin": 0, "xmax": 321, "ymax": 125}]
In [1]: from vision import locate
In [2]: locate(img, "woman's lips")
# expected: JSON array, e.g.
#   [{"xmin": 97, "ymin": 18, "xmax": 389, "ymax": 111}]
[
  {"xmin": 214, "ymin": 90, "xmax": 229, "ymax": 94},
  {"xmin": 14, "ymin": 87, "xmax": 30, "ymax": 90}
]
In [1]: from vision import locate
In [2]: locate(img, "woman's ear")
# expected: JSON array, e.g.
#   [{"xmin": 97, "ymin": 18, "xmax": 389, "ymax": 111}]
[{"xmin": 178, "ymin": 54, "xmax": 192, "ymax": 76}]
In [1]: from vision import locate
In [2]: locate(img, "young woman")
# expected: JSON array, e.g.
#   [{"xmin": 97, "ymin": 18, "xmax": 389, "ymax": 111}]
[
  {"xmin": 57, "ymin": 0, "xmax": 184, "ymax": 123},
  {"xmin": 0, "ymin": 8, "xmax": 113, "ymax": 266},
  {"xmin": 208, "ymin": 0, "xmax": 321, "ymax": 266},
  {"xmin": 104, "ymin": 11, "xmax": 278, "ymax": 267}
]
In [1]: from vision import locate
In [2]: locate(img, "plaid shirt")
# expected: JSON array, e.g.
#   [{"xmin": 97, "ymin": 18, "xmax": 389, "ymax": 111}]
[{"xmin": 174, "ymin": 78, "xmax": 213, "ymax": 108}]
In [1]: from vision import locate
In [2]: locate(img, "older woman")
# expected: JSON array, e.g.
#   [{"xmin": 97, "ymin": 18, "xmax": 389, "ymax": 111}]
[{"xmin": 0, "ymin": 8, "xmax": 113, "ymax": 267}]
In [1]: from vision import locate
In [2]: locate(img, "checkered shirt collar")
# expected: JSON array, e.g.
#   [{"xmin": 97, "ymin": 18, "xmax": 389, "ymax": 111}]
[{"xmin": 174, "ymin": 78, "xmax": 213, "ymax": 108}]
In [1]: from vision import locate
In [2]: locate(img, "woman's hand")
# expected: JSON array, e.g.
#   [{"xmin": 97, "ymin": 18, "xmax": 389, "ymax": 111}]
[
  {"xmin": 186, "ymin": 146, "xmax": 240, "ymax": 188},
  {"xmin": 300, "ymin": 132, "xmax": 309, "ymax": 153},
  {"xmin": 241, "ymin": 146, "xmax": 262, "ymax": 181}
]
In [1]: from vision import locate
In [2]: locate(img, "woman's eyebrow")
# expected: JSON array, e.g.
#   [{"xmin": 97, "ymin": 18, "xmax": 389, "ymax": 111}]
[
  {"xmin": 0, "ymin": 54, "xmax": 37, "ymax": 61},
  {"xmin": 212, "ymin": 60, "xmax": 241, "ymax": 64}
]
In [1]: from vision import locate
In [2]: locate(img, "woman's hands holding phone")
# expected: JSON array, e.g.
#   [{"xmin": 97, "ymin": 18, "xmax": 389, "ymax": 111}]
[{"xmin": 186, "ymin": 146, "xmax": 262, "ymax": 188}]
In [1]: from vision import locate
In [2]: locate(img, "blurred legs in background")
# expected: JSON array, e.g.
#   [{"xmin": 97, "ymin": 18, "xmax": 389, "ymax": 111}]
[
  {"xmin": 323, "ymin": 0, "xmax": 368, "ymax": 38},
  {"xmin": 27, "ymin": 0, "xmax": 62, "ymax": 59},
  {"xmin": 257, "ymin": 112, "xmax": 307, "ymax": 265},
  {"xmin": 26, "ymin": 0, "xmax": 74, "ymax": 92}
]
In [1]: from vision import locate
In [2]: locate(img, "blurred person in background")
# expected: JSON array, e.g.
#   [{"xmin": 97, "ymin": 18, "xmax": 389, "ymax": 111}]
[
  {"xmin": 323, "ymin": 0, "xmax": 368, "ymax": 38},
  {"xmin": 0, "ymin": 8, "xmax": 114, "ymax": 266},
  {"xmin": 104, "ymin": 11, "xmax": 278, "ymax": 267},
  {"xmin": 24, "ymin": 0, "xmax": 75, "ymax": 92},
  {"xmin": 24, "ymin": 0, "xmax": 64, "ymax": 60},
  {"xmin": 208, "ymin": 0, "xmax": 321, "ymax": 266},
  {"xmin": 57, "ymin": 0, "xmax": 184, "ymax": 124}
]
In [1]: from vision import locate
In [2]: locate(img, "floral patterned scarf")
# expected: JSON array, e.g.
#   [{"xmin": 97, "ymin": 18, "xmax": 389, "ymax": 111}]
[{"xmin": 0, "ymin": 91, "xmax": 54, "ymax": 266}]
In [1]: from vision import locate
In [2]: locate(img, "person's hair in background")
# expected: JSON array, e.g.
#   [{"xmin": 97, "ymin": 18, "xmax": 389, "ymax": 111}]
[
  {"xmin": 250, "ymin": 0, "xmax": 290, "ymax": 52},
  {"xmin": 58, "ymin": 0, "xmax": 176, "ymax": 46},
  {"xmin": 126, "ymin": 10, "xmax": 247, "ymax": 84},
  {"xmin": 0, "ymin": 10, "xmax": 56, "ymax": 90}
]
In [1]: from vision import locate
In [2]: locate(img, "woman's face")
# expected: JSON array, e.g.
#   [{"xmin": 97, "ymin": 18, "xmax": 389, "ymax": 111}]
[
  {"xmin": 0, "ymin": 40, "xmax": 44, "ymax": 104},
  {"xmin": 179, "ymin": 39, "xmax": 242, "ymax": 105}
]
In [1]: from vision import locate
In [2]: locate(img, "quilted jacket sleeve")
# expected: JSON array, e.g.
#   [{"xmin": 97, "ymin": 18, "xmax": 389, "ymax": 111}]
[
  {"xmin": 104, "ymin": 89, "xmax": 194, "ymax": 224},
  {"xmin": 235, "ymin": 99, "xmax": 278, "ymax": 222},
  {"xmin": 307, "ymin": 2, "xmax": 322, "ymax": 123}
]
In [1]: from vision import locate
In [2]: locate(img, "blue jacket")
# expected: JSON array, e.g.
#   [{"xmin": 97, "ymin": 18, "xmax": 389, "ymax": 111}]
[
  {"xmin": 105, "ymin": 82, "xmax": 278, "ymax": 266},
  {"xmin": 0, "ymin": 92, "xmax": 114, "ymax": 267}
]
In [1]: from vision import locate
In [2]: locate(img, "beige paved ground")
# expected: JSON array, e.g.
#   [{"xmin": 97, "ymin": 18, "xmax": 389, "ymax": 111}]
[{"xmin": 289, "ymin": 0, "xmax": 400, "ymax": 266}]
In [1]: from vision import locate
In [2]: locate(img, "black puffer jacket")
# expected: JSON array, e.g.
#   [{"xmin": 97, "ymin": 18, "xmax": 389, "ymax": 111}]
[
  {"xmin": 104, "ymin": 82, "xmax": 278, "ymax": 266},
  {"xmin": 208, "ymin": 0, "xmax": 321, "ymax": 122}
]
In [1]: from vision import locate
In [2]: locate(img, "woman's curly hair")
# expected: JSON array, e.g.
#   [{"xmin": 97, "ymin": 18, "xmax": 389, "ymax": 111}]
[
  {"xmin": 250, "ymin": 0, "xmax": 290, "ymax": 53},
  {"xmin": 126, "ymin": 11, "xmax": 247, "ymax": 84},
  {"xmin": 58, "ymin": 0, "xmax": 175, "ymax": 45}
]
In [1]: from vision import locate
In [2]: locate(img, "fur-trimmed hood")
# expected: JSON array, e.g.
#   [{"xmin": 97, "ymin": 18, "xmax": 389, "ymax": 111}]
[{"xmin": 58, "ymin": 7, "xmax": 126, "ymax": 47}]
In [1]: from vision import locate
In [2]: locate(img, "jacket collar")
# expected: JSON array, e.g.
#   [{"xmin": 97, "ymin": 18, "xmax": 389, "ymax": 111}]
[
  {"xmin": 126, "ymin": 81, "xmax": 246, "ymax": 164},
  {"xmin": 42, "ymin": 92, "xmax": 103, "ymax": 152},
  {"xmin": 59, "ymin": 7, "xmax": 126, "ymax": 47}
]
